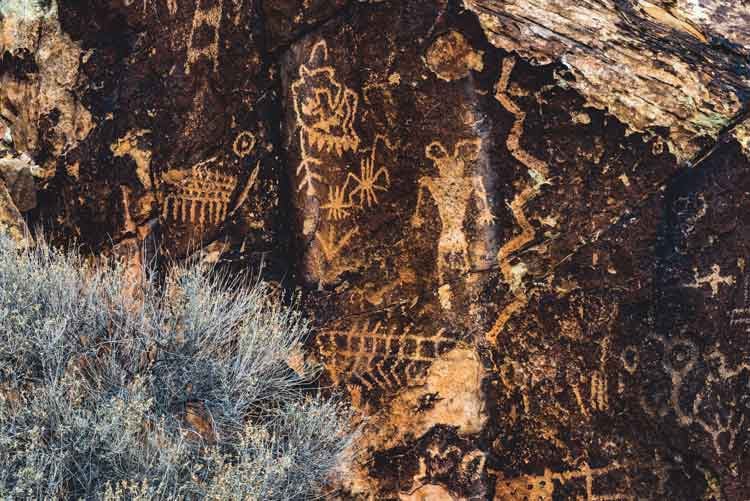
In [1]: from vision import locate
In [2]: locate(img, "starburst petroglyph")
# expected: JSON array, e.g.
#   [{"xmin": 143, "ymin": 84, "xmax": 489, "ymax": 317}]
[
  {"xmin": 321, "ymin": 180, "xmax": 354, "ymax": 220},
  {"xmin": 347, "ymin": 135, "xmax": 392, "ymax": 208}
]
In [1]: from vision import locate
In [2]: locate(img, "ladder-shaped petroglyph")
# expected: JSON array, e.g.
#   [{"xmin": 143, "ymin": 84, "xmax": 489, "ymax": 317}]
[
  {"xmin": 493, "ymin": 460, "xmax": 667, "ymax": 501},
  {"xmin": 292, "ymin": 40, "xmax": 360, "ymax": 196},
  {"xmin": 317, "ymin": 320, "xmax": 457, "ymax": 393},
  {"xmin": 730, "ymin": 270, "xmax": 750, "ymax": 331},
  {"xmin": 486, "ymin": 55, "xmax": 551, "ymax": 345},
  {"xmin": 161, "ymin": 157, "xmax": 237, "ymax": 226},
  {"xmin": 185, "ymin": 0, "xmax": 223, "ymax": 75},
  {"xmin": 412, "ymin": 138, "xmax": 494, "ymax": 306}
]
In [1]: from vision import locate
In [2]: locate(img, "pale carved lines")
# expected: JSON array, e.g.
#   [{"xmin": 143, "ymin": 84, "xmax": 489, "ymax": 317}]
[
  {"xmin": 684, "ymin": 264, "xmax": 734, "ymax": 297},
  {"xmin": 730, "ymin": 270, "xmax": 750, "ymax": 331},
  {"xmin": 185, "ymin": 0, "xmax": 223, "ymax": 75},
  {"xmin": 487, "ymin": 55, "xmax": 551, "ymax": 345},
  {"xmin": 633, "ymin": 337, "xmax": 750, "ymax": 456},
  {"xmin": 494, "ymin": 461, "xmax": 639, "ymax": 501},
  {"xmin": 291, "ymin": 40, "xmax": 360, "ymax": 196},
  {"xmin": 320, "ymin": 134, "xmax": 393, "ymax": 221},
  {"xmin": 571, "ymin": 339, "xmax": 611, "ymax": 417},
  {"xmin": 348, "ymin": 138, "xmax": 391, "ymax": 208},
  {"xmin": 161, "ymin": 157, "xmax": 237, "ymax": 226},
  {"xmin": 233, "ymin": 131, "xmax": 256, "ymax": 158},
  {"xmin": 315, "ymin": 225, "xmax": 360, "ymax": 262},
  {"xmin": 411, "ymin": 139, "xmax": 494, "ymax": 292},
  {"xmin": 227, "ymin": 160, "xmax": 260, "ymax": 218},
  {"xmin": 318, "ymin": 320, "xmax": 457, "ymax": 392},
  {"xmin": 321, "ymin": 178, "xmax": 354, "ymax": 221}
]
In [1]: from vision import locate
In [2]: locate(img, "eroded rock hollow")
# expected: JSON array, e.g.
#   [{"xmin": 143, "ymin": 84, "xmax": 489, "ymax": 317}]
[{"xmin": 2, "ymin": 0, "xmax": 750, "ymax": 498}]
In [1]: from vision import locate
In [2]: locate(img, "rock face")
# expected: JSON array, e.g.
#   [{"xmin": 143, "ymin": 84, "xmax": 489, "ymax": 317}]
[{"xmin": 3, "ymin": 0, "xmax": 750, "ymax": 498}]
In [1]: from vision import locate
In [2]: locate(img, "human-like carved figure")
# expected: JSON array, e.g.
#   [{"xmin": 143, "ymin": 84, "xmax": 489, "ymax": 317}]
[
  {"xmin": 291, "ymin": 40, "xmax": 360, "ymax": 196},
  {"xmin": 634, "ymin": 336, "xmax": 750, "ymax": 456},
  {"xmin": 411, "ymin": 139, "xmax": 494, "ymax": 285}
]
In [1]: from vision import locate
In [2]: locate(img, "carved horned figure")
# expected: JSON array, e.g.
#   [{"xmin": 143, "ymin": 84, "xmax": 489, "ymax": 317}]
[
  {"xmin": 412, "ymin": 139, "xmax": 494, "ymax": 285},
  {"xmin": 291, "ymin": 40, "xmax": 360, "ymax": 157}
]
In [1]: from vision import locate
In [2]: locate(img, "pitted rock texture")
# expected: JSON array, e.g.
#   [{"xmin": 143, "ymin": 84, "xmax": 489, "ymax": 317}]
[{"xmin": 3, "ymin": 0, "xmax": 750, "ymax": 499}]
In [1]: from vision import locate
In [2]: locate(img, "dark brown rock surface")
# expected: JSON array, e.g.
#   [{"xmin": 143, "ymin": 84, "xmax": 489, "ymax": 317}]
[{"xmin": 2, "ymin": 0, "xmax": 750, "ymax": 498}]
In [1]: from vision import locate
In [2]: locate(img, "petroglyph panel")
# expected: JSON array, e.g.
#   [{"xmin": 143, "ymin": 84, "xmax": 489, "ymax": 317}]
[
  {"xmin": 494, "ymin": 461, "xmax": 653, "ymax": 501},
  {"xmin": 626, "ymin": 336, "xmax": 750, "ymax": 457}
]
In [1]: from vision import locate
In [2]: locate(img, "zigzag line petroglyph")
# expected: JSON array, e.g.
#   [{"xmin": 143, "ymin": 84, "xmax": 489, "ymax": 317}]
[{"xmin": 486, "ymin": 56, "xmax": 550, "ymax": 344}]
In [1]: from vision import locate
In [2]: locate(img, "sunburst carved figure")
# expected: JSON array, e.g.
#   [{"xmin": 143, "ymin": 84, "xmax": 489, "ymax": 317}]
[
  {"xmin": 347, "ymin": 135, "xmax": 392, "ymax": 208},
  {"xmin": 321, "ymin": 180, "xmax": 354, "ymax": 220}
]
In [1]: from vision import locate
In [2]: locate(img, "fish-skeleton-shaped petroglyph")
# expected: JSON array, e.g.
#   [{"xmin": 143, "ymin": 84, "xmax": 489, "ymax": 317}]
[
  {"xmin": 317, "ymin": 320, "xmax": 457, "ymax": 393},
  {"xmin": 161, "ymin": 157, "xmax": 237, "ymax": 226}
]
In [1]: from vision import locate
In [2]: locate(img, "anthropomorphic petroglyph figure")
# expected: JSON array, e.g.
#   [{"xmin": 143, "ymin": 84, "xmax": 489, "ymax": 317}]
[
  {"xmin": 185, "ymin": 0, "xmax": 223, "ymax": 75},
  {"xmin": 411, "ymin": 139, "xmax": 494, "ymax": 288},
  {"xmin": 685, "ymin": 264, "xmax": 734, "ymax": 297},
  {"xmin": 692, "ymin": 349, "xmax": 750, "ymax": 456},
  {"xmin": 636, "ymin": 336, "xmax": 750, "ymax": 456},
  {"xmin": 291, "ymin": 40, "xmax": 360, "ymax": 196}
]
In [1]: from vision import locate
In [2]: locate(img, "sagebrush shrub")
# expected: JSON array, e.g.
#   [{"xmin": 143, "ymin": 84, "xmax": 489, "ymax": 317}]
[{"xmin": 0, "ymin": 236, "xmax": 353, "ymax": 500}]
